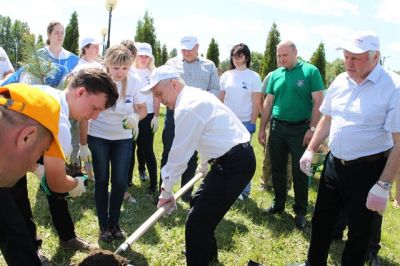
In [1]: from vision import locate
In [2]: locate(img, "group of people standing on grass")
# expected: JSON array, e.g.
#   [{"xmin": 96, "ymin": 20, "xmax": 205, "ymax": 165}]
[{"xmin": 0, "ymin": 18, "xmax": 400, "ymax": 266}]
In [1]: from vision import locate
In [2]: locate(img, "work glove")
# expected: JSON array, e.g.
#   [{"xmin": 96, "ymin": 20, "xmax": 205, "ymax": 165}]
[
  {"xmin": 150, "ymin": 116, "xmax": 159, "ymax": 133},
  {"xmin": 122, "ymin": 113, "xmax": 140, "ymax": 130},
  {"xmin": 366, "ymin": 183, "xmax": 390, "ymax": 215},
  {"xmin": 195, "ymin": 162, "xmax": 208, "ymax": 177},
  {"xmin": 78, "ymin": 144, "xmax": 92, "ymax": 163},
  {"xmin": 69, "ymin": 176, "xmax": 87, "ymax": 198},
  {"xmin": 132, "ymin": 127, "xmax": 139, "ymax": 141},
  {"xmin": 32, "ymin": 164, "xmax": 45, "ymax": 181},
  {"xmin": 157, "ymin": 189, "xmax": 177, "ymax": 215},
  {"xmin": 299, "ymin": 150, "xmax": 314, "ymax": 176}
]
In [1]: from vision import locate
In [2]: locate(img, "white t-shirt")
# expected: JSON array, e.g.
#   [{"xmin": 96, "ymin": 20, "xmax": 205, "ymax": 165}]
[
  {"xmin": 72, "ymin": 58, "xmax": 103, "ymax": 73},
  {"xmin": 0, "ymin": 47, "xmax": 14, "ymax": 79},
  {"xmin": 132, "ymin": 67, "xmax": 154, "ymax": 114},
  {"xmin": 220, "ymin": 68, "xmax": 262, "ymax": 121},
  {"xmin": 161, "ymin": 86, "xmax": 250, "ymax": 191},
  {"xmin": 33, "ymin": 85, "xmax": 72, "ymax": 158},
  {"xmin": 88, "ymin": 73, "xmax": 146, "ymax": 140}
]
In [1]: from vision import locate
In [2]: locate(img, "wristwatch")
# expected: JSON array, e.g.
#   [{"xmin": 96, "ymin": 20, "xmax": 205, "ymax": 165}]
[
  {"xmin": 309, "ymin": 126, "xmax": 316, "ymax": 132},
  {"xmin": 377, "ymin": 180, "xmax": 392, "ymax": 191}
]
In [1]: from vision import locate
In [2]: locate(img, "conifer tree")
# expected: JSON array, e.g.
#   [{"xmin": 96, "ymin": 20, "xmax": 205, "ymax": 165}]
[
  {"xmin": 161, "ymin": 44, "xmax": 168, "ymax": 65},
  {"xmin": 64, "ymin": 11, "xmax": 79, "ymax": 55},
  {"xmin": 169, "ymin": 48, "xmax": 177, "ymax": 58},
  {"xmin": 310, "ymin": 42, "xmax": 327, "ymax": 86},
  {"xmin": 260, "ymin": 22, "xmax": 281, "ymax": 79},
  {"xmin": 206, "ymin": 37, "xmax": 220, "ymax": 67},
  {"xmin": 135, "ymin": 10, "xmax": 160, "ymax": 64}
]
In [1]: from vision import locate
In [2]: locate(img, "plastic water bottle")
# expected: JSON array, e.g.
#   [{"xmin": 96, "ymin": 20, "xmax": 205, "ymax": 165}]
[{"xmin": 85, "ymin": 162, "xmax": 94, "ymax": 181}]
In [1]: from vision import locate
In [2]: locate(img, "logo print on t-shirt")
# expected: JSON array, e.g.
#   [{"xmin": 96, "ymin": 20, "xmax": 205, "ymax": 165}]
[
  {"xmin": 297, "ymin": 80, "xmax": 304, "ymax": 87},
  {"xmin": 242, "ymin": 81, "xmax": 249, "ymax": 90},
  {"xmin": 125, "ymin": 97, "xmax": 132, "ymax": 103}
]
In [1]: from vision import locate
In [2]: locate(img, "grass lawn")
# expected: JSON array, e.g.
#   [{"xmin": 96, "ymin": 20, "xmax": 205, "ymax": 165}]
[{"xmin": 1, "ymin": 107, "xmax": 399, "ymax": 265}]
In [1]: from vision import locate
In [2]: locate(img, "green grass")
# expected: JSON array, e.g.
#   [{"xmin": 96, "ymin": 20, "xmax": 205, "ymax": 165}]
[{"xmin": 1, "ymin": 107, "xmax": 400, "ymax": 266}]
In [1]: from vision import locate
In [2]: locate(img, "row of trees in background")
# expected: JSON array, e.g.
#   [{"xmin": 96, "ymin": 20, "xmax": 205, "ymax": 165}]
[{"xmin": 0, "ymin": 11, "xmax": 367, "ymax": 88}]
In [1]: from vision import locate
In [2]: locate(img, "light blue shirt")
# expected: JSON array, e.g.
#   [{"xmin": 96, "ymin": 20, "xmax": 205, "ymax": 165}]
[
  {"xmin": 166, "ymin": 56, "xmax": 220, "ymax": 96},
  {"xmin": 320, "ymin": 64, "xmax": 400, "ymax": 160}
]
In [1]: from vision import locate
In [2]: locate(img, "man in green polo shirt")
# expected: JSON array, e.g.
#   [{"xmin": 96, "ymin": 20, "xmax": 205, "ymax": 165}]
[{"xmin": 258, "ymin": 40, "xmax": 324, "ymax": 229}]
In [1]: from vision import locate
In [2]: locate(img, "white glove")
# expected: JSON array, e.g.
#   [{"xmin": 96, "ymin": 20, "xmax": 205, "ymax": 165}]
[
  {"xmin": 195, "ymin": 162, "xmax": 208, "ymax": 177},
  {"xmin": 366, "ymin": 183, "xmax": 390, "ymax": 214},
  {"xmin": 157, "ymin": 189, "xmax": 177, "ymax": 215},
  {"xmin": 78, "ymin": 144, "xmax": 92, "ymax": 163},
  {"xmin": 299, "ymin": 150, "xmax": 314, "ymax": 176},
  {"xmin": 69, "ymin": 176, "xmax": 86, "ymax": 198},
  {"xmin": 123, "ymin": 113, "xmax": 140, "ymax": 130},
  {"xmin": 150, "ymin": 116, "xmax": 159, "ymax": 133},
  {"xmin": 31, "ymin": 164, "xmax": 45, "ymax": 181}
]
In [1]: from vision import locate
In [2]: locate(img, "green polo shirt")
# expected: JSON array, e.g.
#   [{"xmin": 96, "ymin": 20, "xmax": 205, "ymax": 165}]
[{"xmin": 266, "ymin": 61, "xmax": 324, "ymax": 122}]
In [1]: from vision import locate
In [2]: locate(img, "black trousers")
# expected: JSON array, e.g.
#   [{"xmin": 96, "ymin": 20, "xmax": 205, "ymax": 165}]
[
  {"xmin": 136, "ymin": 113, "xmax": 158, "ymax": 191},
  {"xmin": 334, "ymin": 206, "xmax": 382, "ymax": 256},
  {"xmin": 160, "ymin": 109, "xmax": 197, "ymax": 198},
  {"xmin": 0, "ymin": 188, "xmax": 41, "ymax": 266},
  {"xmin": 10, "ymin": 176, "xmax": 76, "ymax": 243},
  {"xmin": 307, "ymin": 152, "xmax": 387, "ymax": 266},
  {"xmin": 185, "ymin": 144, "xmax": 256, "ymax": 266}
]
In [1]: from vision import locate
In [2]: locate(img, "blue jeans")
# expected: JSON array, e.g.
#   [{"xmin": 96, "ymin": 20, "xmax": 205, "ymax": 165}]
[
  {"xmin": 88, "ymin": 136, "xmax": 132, "ymax": 228},
  {"xmin": 240, "ymin": 121, "xmax": 255, "ymax": 197}
]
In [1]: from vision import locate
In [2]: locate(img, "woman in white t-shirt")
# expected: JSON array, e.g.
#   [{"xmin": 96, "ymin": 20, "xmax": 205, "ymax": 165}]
[
  {"xmin": 87, "ymin": 44, "xmax": 147, "ymax": 242},
  {"xmin": 131, "ymin": 42, "xmax": 159, "ymax": 194},
  {"xmin": 218, "ymin": 43, "xmax": 262, "ymax": 200}
]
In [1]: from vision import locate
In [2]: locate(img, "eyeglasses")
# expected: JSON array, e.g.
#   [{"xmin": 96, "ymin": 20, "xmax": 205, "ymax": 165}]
[{"xmin": 231, "ymin": 54, "xmax": 244, "ymax": 59}]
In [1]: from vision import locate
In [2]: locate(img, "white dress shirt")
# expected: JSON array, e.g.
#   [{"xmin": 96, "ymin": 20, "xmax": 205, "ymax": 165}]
[
  {"xmin": 161, "ymin": 86, "xmax": 250, "ymax": 191},
  {"xmin": 320, "ymin": 64, "xmax": 400, "ymax": 160}
]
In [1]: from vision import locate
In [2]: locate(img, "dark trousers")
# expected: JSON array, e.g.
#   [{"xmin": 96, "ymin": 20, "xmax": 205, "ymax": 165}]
[
  {"xmin": 0, "ymin": 187, "xmax": 41, "ymax": 266},
  {"xmin": 136, "ymin": 113, "xmax": 158, "ymax": 191},
  {"xmin": 268, "ymin": 119, "xmax": 309, "ymax": 215},
  {"xmin": 334, "ymin": 207, "xmax": 382, "ymax": 256},
  {"xmin": 161, "ymin": 109, "xmax": 198, "ymax": 198},
  {"xmin": 307, "ymin": 152, "xmax": 387, "ymax": 266},
  {"xmin": 10, "ymin": 176, "xmax": 76, "ymax": 243},
  {"xmin": 185, "ymin": 144, "xmax": 256, "ymax": 266}
]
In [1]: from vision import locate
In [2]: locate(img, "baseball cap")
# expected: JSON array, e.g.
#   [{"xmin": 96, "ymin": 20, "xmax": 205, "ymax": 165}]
[
  {"xmin": 136, "ymin": 42, "xmax": 154, "ymax": 58},
  {"xmin": 80, "ymin": 37, "xmax": 101, "ymax": 49},
  {"xmin": 140, "ymin": 65, "xmax": 181, "ymax": 95},
  {"xmin": 336, "ymin": 33, "xmax": 380, "ymax": 54},
  {"xmin": 180, "ymin": 36, "xmax": 198, "ymax": 50},
  {"xmin": 0, "ymin": 83, "xmax": 64, "ymax": 160}
]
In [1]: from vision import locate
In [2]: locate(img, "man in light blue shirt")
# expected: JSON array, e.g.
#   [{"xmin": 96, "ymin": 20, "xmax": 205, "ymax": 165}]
[{"xmin": 298, "ymin": 33, "xmax": 400, "ymax": 266}]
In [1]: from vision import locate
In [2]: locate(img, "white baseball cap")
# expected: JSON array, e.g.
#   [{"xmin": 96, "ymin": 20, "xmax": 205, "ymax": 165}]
[
  {"xmin": 136, "ymin": 42, "xmax": 154, "ymax": 58},
  {"xmin": 140, "ymin": 65, "xmax": 181, "ymax": 95},
  {"xmin": 80, "ymin": 37, "xmax": 101, "ymax": 49},
  {"xmin": 180, "ymin": 36, "xmax": 198, "ymax": 50},
  {"xmin": 336, "ymin": 33, "xmax": 380, "ymax": 54}
]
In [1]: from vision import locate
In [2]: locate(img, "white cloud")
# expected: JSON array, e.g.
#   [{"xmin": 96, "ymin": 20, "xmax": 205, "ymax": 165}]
[
  {"xmin": 245, "ymin": 0, "xmax": 359, "ymax": 16},
  {"xmin": 375, "ymin": 0, "xmax": 400, "ymax": 24}
]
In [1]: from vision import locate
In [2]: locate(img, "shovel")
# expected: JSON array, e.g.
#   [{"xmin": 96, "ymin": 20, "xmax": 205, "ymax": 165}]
[{"xmin": 114, "ymin": 172, "xmax": 204, "ymax": 255}]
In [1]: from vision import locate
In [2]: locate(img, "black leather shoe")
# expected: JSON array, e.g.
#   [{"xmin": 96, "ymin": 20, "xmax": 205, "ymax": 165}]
[
  {"xmin": 295, "ymin": 214, "xmax": 306, "ymax": 229},
  {"xmin": 366, "ymin": 253, "xmax": 381, "ymax": 266},
  {"xmin": 262, "ymin": 206, "xmax": 284, "ymax": 215}
]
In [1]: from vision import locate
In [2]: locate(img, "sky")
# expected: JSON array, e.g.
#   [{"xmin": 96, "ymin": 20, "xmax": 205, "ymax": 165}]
[{"xmin": 2, "ymin": 0, "xmax": 400, "ymax": 71}]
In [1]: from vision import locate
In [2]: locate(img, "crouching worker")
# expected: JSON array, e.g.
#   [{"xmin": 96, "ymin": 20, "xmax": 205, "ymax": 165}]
[
  {"xmin": 141, "ymin": 65, "xmax": 256, "ymax": 266},
  {"xmin": 0, "ymin": 84, "xmax": 65, "ymax": 265}
]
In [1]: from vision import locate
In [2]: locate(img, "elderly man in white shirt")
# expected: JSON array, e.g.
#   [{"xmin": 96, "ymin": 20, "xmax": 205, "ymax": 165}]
[
  {"xmin": 141, "ymin": 65, "xmax": 255, "ymax": 266},
  {"xmin": 297, "ymin": 33, "xmax": 400, "ymax": 266}
]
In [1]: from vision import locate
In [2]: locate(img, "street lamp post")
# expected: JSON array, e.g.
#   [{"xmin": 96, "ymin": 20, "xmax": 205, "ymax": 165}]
[
  {"xmin": 101, "ymin": 27, "xmax": 108, "ymax": 57},
  {"xmin": 105, "ymin": 0, "xmax": 118, "ymax": 49}
]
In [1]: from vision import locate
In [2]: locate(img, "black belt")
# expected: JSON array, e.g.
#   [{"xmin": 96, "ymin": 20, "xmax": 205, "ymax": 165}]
[
  {"xmin": 209, "ymin": 142, "xmax": 250, "ymax": 164},
  {"xmin": 272, "ymin": 118, "xmax": 309, "ymax": 126},
  {"xmin": 333, "ymin": 150, "xmax": 390, "ymax": 166}
]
